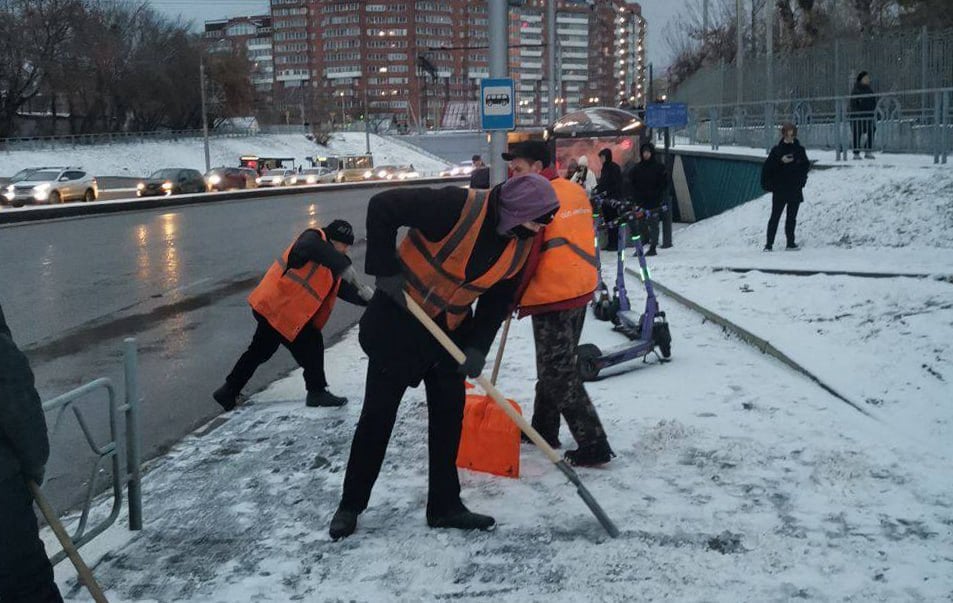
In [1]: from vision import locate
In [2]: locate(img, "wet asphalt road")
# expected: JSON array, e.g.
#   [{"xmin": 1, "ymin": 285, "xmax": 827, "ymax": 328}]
[{"xmin": 0, "ymin": 186, "xmax": 407, "ymax": 512}]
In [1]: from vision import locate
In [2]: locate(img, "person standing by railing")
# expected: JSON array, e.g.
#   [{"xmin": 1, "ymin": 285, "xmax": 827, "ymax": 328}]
[{"xmin": 849, "ymin": 71, "xmax": 877, "ymax": 159}]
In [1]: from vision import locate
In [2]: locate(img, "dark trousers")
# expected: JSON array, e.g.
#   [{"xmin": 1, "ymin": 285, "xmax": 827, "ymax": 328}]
[
  {"xmin": 851, "ymin": 118, "xmax": 874, "ymax": 153},
  {"xmin": 638, "ymin": 212, "xmax": 661, "ymax": 250},
  {"xmin": 531, "ymin": 307, "xmax": 607, "ymax": 447},
  {"xmin": 226, "ymin": 311, "xmax": 327, "ymax": 393},
  {"xmin": 0, "ymin": 476, "xmax": 63, "ymax": 603},
  {"xmin": 766, "ymin": 196, "xmax": 801, "ymax": 248},
  {"xmin": 340, "ymin": 359, "xmax": 465, "ymax": 518}
]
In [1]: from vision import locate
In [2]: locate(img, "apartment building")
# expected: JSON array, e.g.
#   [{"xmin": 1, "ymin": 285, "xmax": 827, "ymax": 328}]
[{"xmin": 203, "ymin": 15, "xmax": 275, "ymax": 95}]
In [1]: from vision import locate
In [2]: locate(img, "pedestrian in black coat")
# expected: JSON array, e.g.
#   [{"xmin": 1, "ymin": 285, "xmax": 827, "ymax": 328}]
[
  {"xmin": 468, "ymin": 155, "xmax": 490, "ymax": 189},
  {"xmin": 0, "ymin": 304, "xmax": 64, "ymax": 603},
  {"xmin": 594, "ymin": 148, "xmax": 624, "ymax": 250},
  {"xmin": 762, "ymin": 123, "xmax": 810, "ymax": 251},
  {"xmin": 629, "ymin": 142, "xmax": 669, "ymax": 255},
  {"xmin": 849, "ymin": 71, "xmax": 877, "ymax": 159}
]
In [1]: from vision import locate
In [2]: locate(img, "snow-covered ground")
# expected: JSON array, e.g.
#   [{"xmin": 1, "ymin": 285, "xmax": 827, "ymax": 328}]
[
  {"xmin": 0, "ymin": 132, "xmax": 449, "ymax": 179},
  {"xmin": 45, "ymin": 157, "xmax": 953, "ymax": 601}
]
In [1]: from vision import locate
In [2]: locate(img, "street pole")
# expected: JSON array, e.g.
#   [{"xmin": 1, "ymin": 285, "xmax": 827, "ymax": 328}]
[
  {"xmin": 736, "ymin": 0, "xmax": 744, "ymax": 103},
  {"xmin": 340, "ymin": 92, "xmax": 345, "ymax": 129},
  {"xmin": 546, "ymin": 0, "xmax": 556, "ymax": 125},
  {"xmin": 199, "ymin": 56, "xmax": 210, "ymax": 173},
  {"xmin": 362, "ymin": 79, "xmax": 371, "ymax": 155},
  {"xmin": 489, "ymin": 0, "xmax": 508, "ymax": 185},
  {"xmin": 766, "ymin": 0, "xmax": 774, "ymax": 100},
  {"xmin": 703, "ymin": 0, "xmax": 709, "ymax": 37}
]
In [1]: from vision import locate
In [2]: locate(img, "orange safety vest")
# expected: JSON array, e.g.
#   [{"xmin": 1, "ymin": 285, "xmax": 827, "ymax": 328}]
[
  {"xmin": 399, "ymin": 189, "xmax": 531, "ymax": 331},
  {"xmin": 248, "ymin": 229, "xmax": 341, "ymax": 341},
  {"xmin": 520, "ymin": 178, "xmax": 598, "ymax": 308}
]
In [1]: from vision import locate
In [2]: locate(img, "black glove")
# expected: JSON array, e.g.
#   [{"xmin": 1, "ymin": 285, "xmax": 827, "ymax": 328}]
[
  {"xmin": 375, "ymin": 274, "xmax": 407, "ymax": 308},
  {"xmin": 25, "ymin": 465, "xmax": 45, "ymax": 486},
  {"xmin": 458, "ymin": 347, "xmax": 486, "ymax": 378}
]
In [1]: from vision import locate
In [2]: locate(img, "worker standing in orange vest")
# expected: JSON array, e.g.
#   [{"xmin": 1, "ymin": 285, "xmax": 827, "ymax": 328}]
[
  {"xmin": 328, "ymin": 174, "xmax": 560, "ymax": 540},
  {"xmin": 508, "ymin": 141, "xmax": 615, "ymax": 467},
  {"xmin": 213, "ymin": 220, "xmax": 373, "ymax": 410}
]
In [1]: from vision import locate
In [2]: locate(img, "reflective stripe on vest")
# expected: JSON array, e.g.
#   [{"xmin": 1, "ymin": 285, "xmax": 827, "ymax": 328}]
[
  {"xmin": 520, "ymin": 178, "xmax": 598, "ymax": 308},
  {"xmin": 398, "ymin": 189, "xmax": 531, "ymax": 330},
  {"xmin": 248, "ymin": 229, "xmax": 340, "ymax": 341}
]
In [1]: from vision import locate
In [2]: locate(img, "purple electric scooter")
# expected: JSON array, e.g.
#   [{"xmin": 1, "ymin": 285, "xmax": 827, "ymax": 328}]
[{"xmin": 578, "ymin": 207, "xmax": 672, "ymax": 381}]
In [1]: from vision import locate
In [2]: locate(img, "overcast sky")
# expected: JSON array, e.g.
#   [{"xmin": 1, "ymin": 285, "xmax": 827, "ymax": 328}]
[{"xmin": 147, "ymin": 0, "xmax": 687, "ymax": 69}]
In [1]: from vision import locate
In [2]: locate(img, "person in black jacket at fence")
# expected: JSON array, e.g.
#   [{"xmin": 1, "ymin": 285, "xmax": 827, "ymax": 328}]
[
  {"xmin": 0, "ymin": 304, "xmax": 64, "ymax": 603},
  {"xmin": 593, "ymin": 148, "xmax": 625, "ymax": 250},
  {"xmin": 849, "ymin": 71, "xmax": 877, "ymax": 159},
  {"xmin": 628, "ymin": 142, "xmax": 668, "ymax": 256},
  {"xmin": 762, "ymin": 123, "xmax": 810, "ymax": 251}
]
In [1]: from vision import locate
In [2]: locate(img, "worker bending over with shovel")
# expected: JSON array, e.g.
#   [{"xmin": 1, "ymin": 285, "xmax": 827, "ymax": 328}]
[
  {"xmin": 329, "ymin": 175, "xmax": 559, "ymax": 540},
  {"xmin": 214, "ymin": 220, "xmax": 373, "ymax": 410},
  {"xmin": 506, "ymin": 141, "xmax": 615, "ymax": 466}
]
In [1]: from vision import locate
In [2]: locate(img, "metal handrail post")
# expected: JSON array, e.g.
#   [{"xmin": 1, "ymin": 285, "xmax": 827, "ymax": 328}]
[
  {"xmin": 944, "ymin": 91, "xmax": 950, "ymax": 164},
  {"xmin": 123, "ymin": 338, "xmax": 142, "ymax": 530},
  {"xmin": 934, "ymin": 91, "xmax": 942, "ymax": 164}
]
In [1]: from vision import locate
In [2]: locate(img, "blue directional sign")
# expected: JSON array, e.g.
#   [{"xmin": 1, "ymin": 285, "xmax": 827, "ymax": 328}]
[
  {"xmin": 646, "ymin": 103, "xmax": 689, "ymax": 128},
  {"xmin": 480, "ymin": 78, "xmax": 515, "ymax": 131}
]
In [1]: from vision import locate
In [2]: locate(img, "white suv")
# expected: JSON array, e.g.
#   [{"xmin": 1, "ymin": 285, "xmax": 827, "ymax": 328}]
[{"xmin": 2, "ymin": 167, "xmax": 98, "ymax": 206}]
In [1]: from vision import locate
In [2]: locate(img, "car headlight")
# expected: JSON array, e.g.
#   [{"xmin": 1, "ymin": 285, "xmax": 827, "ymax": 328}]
[
  {"xmin": 363, "ymin": 170, "xmax": 373, "ymax": 179},
  {"xmin": 136, "ymin": 182, "xmax": 145, "ymax": 190},
  {"xmin": 255, "ymin": 177, "xmax": 262, "ymax": 184},
  {"xmin": 307, "ymin": 176, "xmax": 317, "ymax": 183},
  {"xmin": 161, "ymin": 181, "xmax": 173, "ymax": 190},
  {"xmin": 33, "ymin": 183, "xmax": 51, "ymax": 192},
  {"xmin": 208, "ymin": 175, "xmax": 221, "ymax": 185}
]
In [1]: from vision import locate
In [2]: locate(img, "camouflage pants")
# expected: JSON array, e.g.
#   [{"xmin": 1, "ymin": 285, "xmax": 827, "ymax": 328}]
[{"xmin": 531, "ymin": 306, "xmax": 607, "ymax": 447}]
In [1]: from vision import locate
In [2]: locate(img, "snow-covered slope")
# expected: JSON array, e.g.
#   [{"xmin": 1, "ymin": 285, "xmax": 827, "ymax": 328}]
[{"xmin": 0, "ymin": 132, "xmax": 449, "ymax": 179}]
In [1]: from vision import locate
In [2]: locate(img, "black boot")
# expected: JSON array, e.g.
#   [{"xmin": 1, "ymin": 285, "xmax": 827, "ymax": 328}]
[
  {"xmin": 329, "ymin": 506, "xmax": 359, "ymax": 540},
  {"xmin": 213, "ymin": 383, "xmax": 239, "ymax": 411},
  {"xmin": 306, "ymin": 389, "xmax": 347, "ymax": 407},
  {"xmin": 521, "ymin": 431, "xmax": 561, "ymax": 449},
  {"xmin": 646, "ymin": 246, "xmax": 658, "ymax": 256},
  {"xmin": 427, "ymin": 505, "xmax": 496, "ymax": 531},
  {"xmin": 564, "ymin": 439, "xmax": 616, "ymax": 467}
]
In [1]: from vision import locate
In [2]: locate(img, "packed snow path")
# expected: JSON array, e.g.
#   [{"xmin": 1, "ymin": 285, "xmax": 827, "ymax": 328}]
[{"xmin": 53, "ymin": 277, "xmax": 952, "ymax": 601}]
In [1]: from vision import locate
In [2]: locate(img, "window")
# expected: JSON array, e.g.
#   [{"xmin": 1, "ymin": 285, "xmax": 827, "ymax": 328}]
[{"xmin": 226, "ymin": 23, "xmax": 256, "ymax": 37}]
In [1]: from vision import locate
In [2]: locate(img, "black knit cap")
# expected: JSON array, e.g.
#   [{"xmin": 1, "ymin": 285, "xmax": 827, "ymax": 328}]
[{"xmin": 324, "ymin": 219, "xmax": 354, "ymax": 246}]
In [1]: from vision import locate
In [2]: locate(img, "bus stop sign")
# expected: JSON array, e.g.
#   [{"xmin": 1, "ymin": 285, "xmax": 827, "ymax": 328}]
[
  {"xmin": 481, "ymin": 78, "xmax": 515, "ymax": 131},
  {"xmin": 646, "ymin": 103, "xmax": 688, "ymax": 128}
]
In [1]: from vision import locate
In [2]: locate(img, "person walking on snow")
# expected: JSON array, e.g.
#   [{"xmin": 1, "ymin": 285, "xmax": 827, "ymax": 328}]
[
  {"xmin": 849, "ymin": 71, "xmax": 877, "ymax": 160},
  {"xmin": 329, "ymin": 174, "xmax": 560, "ymax": 540},
  {"xmin": 505, "ymin": 141, "xmax": 616, "ymax": 467},
  {"xmin": 761, "ymin": 123, "xmax": 810, "ymax": 251},
  {"xmin": 0, "ymin": 304, "xmax": 64, "ymax": 603},
  {"xmin": 628, "ymin": 142, "xmax": 668, "ymax": 256},
  {"xmin": 213, "ymin": 220, "xmax": 373, "ymax": 410}
]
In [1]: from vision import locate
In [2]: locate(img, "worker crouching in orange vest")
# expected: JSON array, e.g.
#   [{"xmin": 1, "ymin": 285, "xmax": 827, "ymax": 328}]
[
  {"xmin": 213, "ymin": 220, "xmax": 373, "ymax": 410},
  {"xmin": 328, "ymin": 174, "xmax": 560, "ymax": 540},
  {"xmin": 507, "ymin": 141, "xmax": 616, "ymax": 467}
]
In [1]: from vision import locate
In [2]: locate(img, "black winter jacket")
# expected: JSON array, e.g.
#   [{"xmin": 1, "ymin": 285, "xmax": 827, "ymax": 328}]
[
  {"xmin": 629, "ymin": 151, "xmax": 668, "ymax": 209},
  {"xmin": 358, "ymin": 187, "xmax": 523, "ymax": 385},
  {"xmin": 0, "ymin": 305, "xmax": 50, "ymax": 483},
  {"xmin": 849, "ymin": 83, "xmax": 876, "ymax": 117},
  {"xmin": 286, "ymin": 230, "xmax": 368, "ymax": 306},
  {"xmin": 761, "ymin": 139, "xmax": 810, "ymax": 202},
  {"xmin": 594, "ymin": 160, "xmax": 623, "ymax": 199}
]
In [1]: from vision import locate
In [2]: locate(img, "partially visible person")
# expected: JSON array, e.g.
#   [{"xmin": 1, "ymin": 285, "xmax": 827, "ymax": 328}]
[
  {"xmin": 761, "ymin": 123, "xmax": 810, "ymax": 251},
  {"xmin": 213, "ymin": 220, "xmax": 373, "ymax": 410},
  {"xmin": 593, "ymin": 149, "xmax": 624, "ymax": 251},
  {"xmin": 506, "ymin": 142, "xmax": 615, "ymax": 466},
  {"xmin": 629, "ymin": 142, "xmax": 668, "ymax": 256},
  {"xmin": 328, "ymin": 173, "xmax": 560, "ymax": 540},
  {"xmin": 849, "ymin": 71, "xmax": 877, "ymax": 160},
  {"xmin": 0, "ymin": 304, "xmax": 64, "ymax": 603},
  {"xmin": 563, "ymin": 158, "xmax": 579, "ymax": 182},
  {"xmin": 468, "ymin": 154, "xmax": 490, "ymax": 189},
  {"xmin": 570, "ymin": 155, "xmax": 597, "ymax": 194}
]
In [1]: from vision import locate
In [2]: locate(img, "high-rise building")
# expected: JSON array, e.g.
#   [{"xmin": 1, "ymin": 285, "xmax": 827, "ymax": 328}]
[
  {"xmin": 216, "ymin": 1, "xmax": 645, "ymax": 129},
  {"xmin": 203, "ymin": 15, "xmax": 275, "ymax": 96}
]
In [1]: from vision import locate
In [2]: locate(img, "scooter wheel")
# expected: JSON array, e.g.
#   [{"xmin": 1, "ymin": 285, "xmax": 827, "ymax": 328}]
[
  {"xmin": 594, "ymin": 299, "xmax": 613, "ymax": 322},
  {"xmin": 577, "ymin": 344, "xmax": 602, "ymax": 381},
  {"xmin": 653, "ymin": 322, "xmax": 672, "ymax": 359}
]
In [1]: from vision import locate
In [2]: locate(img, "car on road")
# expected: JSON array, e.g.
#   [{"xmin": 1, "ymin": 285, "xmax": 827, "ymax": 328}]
[
  {"xmin": 205, "ymin": 167, "xmax": 258, "ymax": 191},
  {"xmin": 334, "ymin": 155, "xmax": 374, "ymax": 183},
  {"xmin": 440, "ymin": 160, "xmax": 475, "ymax": 178},
  {"xmin": 370, "ymin": 165, "xmax": 420, "ymax": 181},
  {"xmin": 288, "ymin": 167, "xmax": 336, "ymax": 185},
  {"xmin": 137, "ymin": 168, "xmax": 206, "ymax": 197},
  {"xmin": 256, "ymin": 168, "xmax": 295, "ymax": 187},
  {"xmin": 2, "ymin": 167, "xmax": 98, "ymax": 206}
]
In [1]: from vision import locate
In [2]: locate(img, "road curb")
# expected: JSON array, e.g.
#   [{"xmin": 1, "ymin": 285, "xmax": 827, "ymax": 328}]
[{"xmin": 0, "ymin": 176, "xmax": 468, "ymax": 225}]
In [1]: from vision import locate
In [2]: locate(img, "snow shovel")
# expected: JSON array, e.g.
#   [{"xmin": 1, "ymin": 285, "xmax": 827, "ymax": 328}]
[
  {"xmin": 489, "ymin": 316, "xmax": 512, "ymax": 385},
  {"xmin": 28, "ymin": 481, "xmax": 109, "ymax": 603},
  {"xmin": 404, "ymin": 293, "xmax": 620, "ymax": 538}
]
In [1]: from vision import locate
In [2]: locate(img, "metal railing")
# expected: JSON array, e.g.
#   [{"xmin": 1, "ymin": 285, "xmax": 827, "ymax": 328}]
[
  {"xmin": 672, "ymin": 88, "xmax": 951, "ymax": 164},
  {"xmin": 41, "ymin": 338, "xmax": 142, "ymax": 565}
]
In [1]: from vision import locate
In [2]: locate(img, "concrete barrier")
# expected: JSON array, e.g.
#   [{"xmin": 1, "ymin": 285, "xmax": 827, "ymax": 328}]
[{"xmin": 0, "ymin": 176, "xmax": 469, "ymax": 225}]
